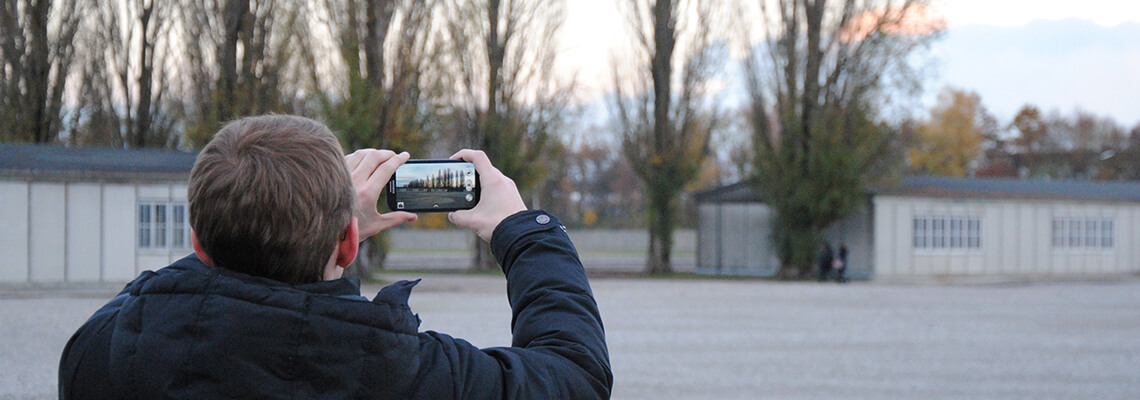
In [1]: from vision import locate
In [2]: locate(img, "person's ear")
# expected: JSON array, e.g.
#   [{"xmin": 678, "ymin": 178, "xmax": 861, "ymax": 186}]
[
  {"xmin": 191, "ymin": 230, "xmax": 215, "ymax": 266},
  {"xmin": 335, "ymin": 217, "xmax": 360, "ymax": 268}
]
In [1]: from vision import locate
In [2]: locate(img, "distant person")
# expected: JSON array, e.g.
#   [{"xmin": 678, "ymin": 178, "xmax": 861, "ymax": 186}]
[
  {"xmin": 818, "ymin": 242, "xmax": 834, "ymax": 282},
  {"xmin": 59, "ymin": 115, "xmax": 612, "ymax": 399},
  {"xmin": 835, "ymin": 244, "xmax": 849, "ymax": 283}
]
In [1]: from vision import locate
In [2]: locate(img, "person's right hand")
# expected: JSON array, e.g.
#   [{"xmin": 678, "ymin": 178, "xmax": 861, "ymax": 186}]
[
  {"xmin": 447, "ymin": 149, "xmax": 527, "ymax": 242},
  {"xmin": 345, "ymin": 149, "xmax": 417, "ymax": 240}
]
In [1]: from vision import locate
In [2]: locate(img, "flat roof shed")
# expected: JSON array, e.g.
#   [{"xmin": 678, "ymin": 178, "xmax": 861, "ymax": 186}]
[{"xmin": 1, "ymin": 144, "xmax": 197, "ymax": 285}]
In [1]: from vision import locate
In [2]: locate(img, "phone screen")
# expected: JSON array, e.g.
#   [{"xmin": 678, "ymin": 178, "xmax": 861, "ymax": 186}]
[{"xmin": 387, "ymin": 160, "xmax": 480, "ymax": 212}]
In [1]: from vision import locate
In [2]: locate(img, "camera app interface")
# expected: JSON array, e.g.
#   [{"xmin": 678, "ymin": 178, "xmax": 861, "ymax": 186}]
[{"xmin": 393, "ymin": 162, "xmax": 478, "ymax": 211}]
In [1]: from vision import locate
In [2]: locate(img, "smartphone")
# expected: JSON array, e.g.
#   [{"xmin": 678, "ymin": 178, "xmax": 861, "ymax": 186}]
[{"xmin": 386, "ymin": 159, "xmax": 480, "ymax": 212}]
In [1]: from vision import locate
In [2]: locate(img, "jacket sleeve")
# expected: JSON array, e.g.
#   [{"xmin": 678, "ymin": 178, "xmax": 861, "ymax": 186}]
[{"xmin": 410, "ymin": 210, "xmax": 612, "ymax": 400}]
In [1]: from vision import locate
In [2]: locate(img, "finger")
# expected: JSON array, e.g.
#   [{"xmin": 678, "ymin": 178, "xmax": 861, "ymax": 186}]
[
  {"xmin": 350, "ymin": 150, "xmax": 381, "ymax": 181},
  {"xmin": 376, "ymin": 211, "xmax": 418, "ymax": 231},
  {"xmin": 358, "ymin": 211, "xmax": 417, "ymax": 241},
  {"xmin": 352, "ymin": 150, "xmax": 396, "ymax": 183},
  {"xmin": 448, "ymin": 208, "xmax": 481, "ymax": 231},
  {"xmin": 368, "ymin": 152, "xmax": 409, "ymax": 190},
  {"xmin": 447, "ymin": 210, "xmax": 466, "ymax": 227},
  {"xmin": 346, "ymin": 149, "xmax": 389, "ymax": 168},
  {"xmin": 345, "ymin": 150, "xmax": 364, "ymax": 171},
  {"xmin": 449, "ymin": 149, "xmax": 495, "ymax": 174}
]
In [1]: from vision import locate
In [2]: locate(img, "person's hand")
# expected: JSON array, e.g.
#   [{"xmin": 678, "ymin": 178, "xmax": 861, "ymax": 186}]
[
  {"xmin": 447, "ymin": 149, "xmax": 527, "ymax": 242},
  {"xmin": 345, "ymin": 149, "xmax": 417, "ymax": 240}
]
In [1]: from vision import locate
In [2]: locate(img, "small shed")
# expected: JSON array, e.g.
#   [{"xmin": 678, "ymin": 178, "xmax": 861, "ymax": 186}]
[
  {"xmin": 695, "ymin": 177, "xmax": 1140, "ymax": 279},
  {"xmin": 0, "ymin": 144, "xmax": 197, "ymax": 285},
  {"xmin": 693, "ymin": 182, "xmax": 873, "ymax": 278}
]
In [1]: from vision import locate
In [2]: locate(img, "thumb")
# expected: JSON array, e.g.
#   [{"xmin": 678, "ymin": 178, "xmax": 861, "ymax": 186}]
[
  {"xmin": 447, "ymin": 210, "xmax": 471, "ymax": 228},
  {"xmin": 449, "ymin": 210, "xmax": 491, "ymax": 241},
  {"xmin": 377, "ymin": 211, "xmax": 418, "ymax": 231}
]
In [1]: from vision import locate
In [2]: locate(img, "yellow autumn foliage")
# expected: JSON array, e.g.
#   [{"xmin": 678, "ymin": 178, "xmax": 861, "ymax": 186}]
[{"xmin": 908, "ymin": 88, "xmax": 987, "ymax": 177}]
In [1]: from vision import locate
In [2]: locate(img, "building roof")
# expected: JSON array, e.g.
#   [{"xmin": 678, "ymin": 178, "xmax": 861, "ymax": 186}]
[
  {"xmin": 692, "ymin": 181, "xmax": 766, "ymax": 203},
  {"xmin": 696, "ymin": 176, "xmax": 1140, "ymax": 204},
  {"xmin": 0, "ymin": 143, "xmax": 197, "ymax": 182},
  {"xmin": 879, "ymin": 176, "xmax": 1140, "ymax": 203}
]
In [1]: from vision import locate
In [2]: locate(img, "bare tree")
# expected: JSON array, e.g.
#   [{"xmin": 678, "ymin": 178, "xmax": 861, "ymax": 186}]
[
  {"xmin": 303, "ymin": 0, "xmax": 439, "ymax": 277},
  {"xmin": 1011, "ymin": 108, "xmax": 1134, "ymax": 180},
  {"xmin": 313, "ymin": 0, "xmax": 436, "ymax": 153},
  {"xmin": 72, "ymin": 0, "xmax": 179, "ymax": 148},
  {"xmin": 612, "ymin": 0, "xmax": 723, "ymax": 274},
  {"xmin": 0, "ymin": 0, "xmax": 84, "ymax": 143},
  {"xmin": 181, "ymin": 0, "xmax": 309, "ymax": 148},
  {"xmin": 744, "ymin": 0, "xmax": 942, "ymax": 277},
  {"xmin": 440, "ymin": 0, "xmax": 574, "ymax": 270}
]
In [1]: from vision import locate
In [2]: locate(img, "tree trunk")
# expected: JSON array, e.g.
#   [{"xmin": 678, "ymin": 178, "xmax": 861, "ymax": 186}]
[
  {"xmin": 472, "ymin": 234, "xmax": 498, "ymax": 271},
  {"xmin": 134, "ymin": 1, "xmax": 156, "ymax": 148},
  {"xmin": 364, "ymin": 0, "xmax": 394, "ymax": 91},
  {"xmin": 470, "ymin": 0, "xmax": 507, "ymax": 273},
  {"xmin": 645, "ymin": 182, "xmax": 674, "ymax": 274},
  {"xmin": 643, "ymin": 0, "xmax": 676, "ymax": 275},
  {"xmin": 218, "ymin": 0, "xmax": 248, "ymax": 122},
  {"xmin": 650, "ymin": 0, "xmax": 673, "ymax": 154},
  {"xmin": 647, "ymin": 226, "xmax": 673, "ymax": 274},
  {"xmin": 27, "ymin": 0, "xmax": 51, "ymax": 143}
]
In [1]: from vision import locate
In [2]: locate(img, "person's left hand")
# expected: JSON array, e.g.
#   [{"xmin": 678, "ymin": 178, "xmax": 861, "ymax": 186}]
[{"xmin": 345, "ymin": 149, "xmax": 417, "ymax": 240}]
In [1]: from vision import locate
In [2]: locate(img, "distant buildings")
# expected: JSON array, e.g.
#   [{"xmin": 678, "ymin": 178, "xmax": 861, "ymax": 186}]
[
  {"xmin": 696, "ymin": 177, "xmax": 1140, "ymax": 280},
  {"xmin": 4, "ymin": 143, "xmax": 1138, "ymax": 284}
]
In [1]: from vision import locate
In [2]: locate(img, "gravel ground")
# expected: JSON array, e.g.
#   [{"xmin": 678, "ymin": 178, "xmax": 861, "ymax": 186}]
[{"xmin": 3, "ymin": 274, "xmax": 1139, "ymax": 399}]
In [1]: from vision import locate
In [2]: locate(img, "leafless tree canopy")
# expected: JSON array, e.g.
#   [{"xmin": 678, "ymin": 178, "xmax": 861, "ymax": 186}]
[
  {"xmin": 611, "ymin": 0, "xmax": 724, "ymax": 274},
  {"xmin": 439, "ymin": 0, "xmax": 571, "ymax": 177},
  {"xmin": 179, "ymin": 0, "xmax": 309, "ymax": 148},
  {"xmin": 69, "ymin": 0, "xmax": 180, "ymax": 148},
  {"xmin": 310, "ymin": 0, "xmax": 438, "ymax": 153},
  {"xmin": 0, "ymin": 0, "xmax": 83, "ymax": 143},
  {"xmin": 301, "ymin": 0, "xmax": 441, "ymax": 277},
  {"xmin": 438, "ymin": 0, "xmax": 573, "ymax": 270}
]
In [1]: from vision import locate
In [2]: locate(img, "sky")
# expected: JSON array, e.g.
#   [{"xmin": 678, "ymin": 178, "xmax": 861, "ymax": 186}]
[
  {"xmin": 558, "ymin": 0, "xmax": 1140, "ymax": 129},
  {"xmin": 929, "ymin": 0, "xmax": 1140, "ymax": 127}
]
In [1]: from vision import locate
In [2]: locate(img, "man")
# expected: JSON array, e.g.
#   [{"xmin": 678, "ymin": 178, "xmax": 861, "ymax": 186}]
[
  {"xmin": 59, "ymin": 115, "xmax": 612, "ymax": 399},
  {"xmin": 817, "ymin": 242, "xmax": 833, "ymax": 282}
]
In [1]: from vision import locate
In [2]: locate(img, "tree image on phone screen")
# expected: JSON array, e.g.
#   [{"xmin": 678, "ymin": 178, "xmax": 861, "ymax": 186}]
[{"xmin": 388, "ymin": 160, "xmax": 480, "ymax": 212}]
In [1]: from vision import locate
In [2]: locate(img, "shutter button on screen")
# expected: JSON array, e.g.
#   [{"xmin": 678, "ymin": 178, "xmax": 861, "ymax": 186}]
[{"xmin": 536, "ymin": 215, "xmax": 551, "ymax": 225}]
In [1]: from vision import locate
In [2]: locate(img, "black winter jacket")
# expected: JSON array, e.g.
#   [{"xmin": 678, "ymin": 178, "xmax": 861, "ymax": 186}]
[{"xmin": 59, "ymin": 211, "xmax": 612, "ymax": 399}]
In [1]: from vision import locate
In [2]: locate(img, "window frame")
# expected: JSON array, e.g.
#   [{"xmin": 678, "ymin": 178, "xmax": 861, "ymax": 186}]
[
  {"xmin": 912, "ymin": 215, "xmax": 983, "ymax": 253},
  {"xmin": 137, "ymin": 200, "xmax": 191, "ymax": 252},
  {"xmin": 1052, "ymin": 216, "xmax": 1114, "ymax": 252}
]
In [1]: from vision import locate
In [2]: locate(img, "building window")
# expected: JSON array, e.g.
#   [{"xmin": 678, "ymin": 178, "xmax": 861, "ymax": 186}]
[
  {"xmin": 1052, "ymin": 217, "xmax": 1113, "ymax": 250},
  {"xmin": 138, "ymin": 201, "xmax": 190, "ymax": 250},
  {"xmin": 173, "ymin": 205, "xmax": 187, "ymax": 249},
  {"xmin": 913, "ymin": 218, "xmax": 926, "ymax": 248},
  {"xmin": 913, "ymin": 215, "xmax": 981, "ymax": 251},
  {"xmin": 138, "ymin": 204, "xmax": 151, "ymax": 248}
]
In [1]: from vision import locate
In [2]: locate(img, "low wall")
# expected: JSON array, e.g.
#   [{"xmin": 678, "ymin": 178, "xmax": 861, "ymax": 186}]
[
  {"xmin": 388, "ymin": 228, "xmax": 696, "ymax": 253},
  {"xmin": 385, "ymin": 228, "xmax": 697, "ymax": 272}
]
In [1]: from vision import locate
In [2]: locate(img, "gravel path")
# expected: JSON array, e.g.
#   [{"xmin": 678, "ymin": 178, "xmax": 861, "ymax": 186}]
[{"xmin": 4, "ymin": 275, "xmax": 1138, "ymax": 399}]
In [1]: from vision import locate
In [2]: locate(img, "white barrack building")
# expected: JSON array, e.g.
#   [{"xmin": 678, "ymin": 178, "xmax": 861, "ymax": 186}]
[
  {"xmin": 696, "ymin": 177, "xmax": 1140, "ymax": 279},
  {"xmin": 1, "ymin": 144, "xmax": 197, "ymax": 285}
]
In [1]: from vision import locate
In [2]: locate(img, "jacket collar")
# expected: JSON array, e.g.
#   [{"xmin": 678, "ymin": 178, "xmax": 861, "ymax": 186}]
[{"xmin": 167, "ymin": 254, "xmax": 363, "ymax": 298}]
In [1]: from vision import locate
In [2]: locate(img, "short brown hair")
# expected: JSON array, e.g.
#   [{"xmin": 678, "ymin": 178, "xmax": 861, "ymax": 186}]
[{"xmin": 188, "ymin": 115, "xmax": 353, "ymax": 285}]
